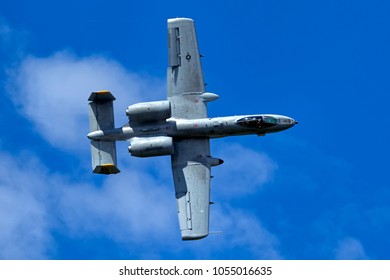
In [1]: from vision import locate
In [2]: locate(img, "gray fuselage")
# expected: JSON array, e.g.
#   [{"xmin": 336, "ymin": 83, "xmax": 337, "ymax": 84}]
[{"xmin": 87, "ymin": 114, "xmax": 297, "ymax": 142}]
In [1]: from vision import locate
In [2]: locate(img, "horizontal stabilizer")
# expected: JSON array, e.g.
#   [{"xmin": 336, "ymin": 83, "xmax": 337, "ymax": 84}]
[
  {"xmin": 88, "ymin": 90, "xmax": 116, "ymax": 131},
  {"xmin": 88, "ymin": 90, "xmax": 120, "ymax": 175}
]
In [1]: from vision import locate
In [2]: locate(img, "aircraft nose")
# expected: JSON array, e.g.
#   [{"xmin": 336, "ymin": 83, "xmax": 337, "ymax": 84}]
[
  {"xmin": 285, "ymin": 117, "xmax": 297, "ymax": 129},
  {"xmin": 286, "ymin": 117, "xmax": 298, "ymax": 126}
]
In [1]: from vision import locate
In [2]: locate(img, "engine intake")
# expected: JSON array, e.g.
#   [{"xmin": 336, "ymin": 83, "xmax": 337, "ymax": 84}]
[
  {"xmin": 126, "ymin": 101, "xmax": 171, "ymax": 123},
  {"xmin": 129, "ymin": 136, "xmax": 174, "ymax": 157}
]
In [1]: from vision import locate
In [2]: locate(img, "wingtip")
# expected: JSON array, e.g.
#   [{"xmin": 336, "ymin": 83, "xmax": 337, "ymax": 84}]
[
  {"xmin": 181, "ymin": 234, "xmax": 208, "ymax": 241},
  {"xmin": 181, "ymin": 230, "xmax": 208, "ymax": 241},
  {"xmin": 93, "ymin": 164, "xmax": 120, "ymax": 175},
  {"xmin": 168, "ymin": 17, "xmax": 194, "ymax": 24},
  {"xmin": 88, "ymin": 90, "xmax": 116, "ymax": 102}
]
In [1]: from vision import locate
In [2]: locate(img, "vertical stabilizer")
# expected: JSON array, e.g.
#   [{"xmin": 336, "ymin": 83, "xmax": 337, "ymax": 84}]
[{"xmin": 88, "ymin": 90, "xmax": 120, "ymax": 174}]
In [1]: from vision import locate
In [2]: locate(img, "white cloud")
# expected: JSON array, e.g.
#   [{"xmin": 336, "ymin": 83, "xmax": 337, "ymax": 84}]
[
  {"xmin": 57, "ymin": 170, "xmax": 176, "ymax": 243},
  {"xmin": 334, "ymin": 237, "xmax": 367, "ymax": 260},
  {"xmin": 0, "ymin": 150, "xmax": 178, "ymax": 259},
  {"xmin": 0, "ymin": 152, "xmax": 53, "ymax": 259},
  {"xmin": 6, "ymin": 51, "xmax": 165, "ymax": 152},
  {"xmin": 212, "ymin": 142, "xmax": 277, "ymax": 198},
  {"xmin": 0, "ymin": 148, "xmax": 282, "ymax": 259},
  {"xmin": 209, "ymin": 205, "xmax": 282, "ymax": 259}
]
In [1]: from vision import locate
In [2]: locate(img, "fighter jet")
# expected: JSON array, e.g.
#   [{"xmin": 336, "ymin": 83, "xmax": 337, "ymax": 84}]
[{"xmin": 87, "ymin": 18, "xmax": 297, "ymax": 240}]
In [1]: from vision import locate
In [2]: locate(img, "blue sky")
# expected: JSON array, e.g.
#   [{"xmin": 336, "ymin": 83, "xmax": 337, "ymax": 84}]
[{"xmin": 0, "ymin": 0, "xmax": 389, "ymax": 259}]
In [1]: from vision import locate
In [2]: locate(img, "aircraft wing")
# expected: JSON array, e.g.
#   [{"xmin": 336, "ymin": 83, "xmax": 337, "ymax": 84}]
[
  {"xmin": 167, "ymin": 18, "xmax": 207, "ymax": 119},
  {"xmin": 171, "ymin": 138, "xmax": 211, "ymax": 240},
  {"xmin": 167, "ymin": 18, "xmax": 212, "ymax": 240}
]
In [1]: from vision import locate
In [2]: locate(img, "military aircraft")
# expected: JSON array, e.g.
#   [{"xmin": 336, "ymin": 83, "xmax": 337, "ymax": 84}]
[{"xmin": 87, "ymin": 18, "xmax": 297, "ymax": 240}]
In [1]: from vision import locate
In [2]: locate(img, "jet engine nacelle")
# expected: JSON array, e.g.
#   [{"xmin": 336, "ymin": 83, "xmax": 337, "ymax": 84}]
[
  {"xmin": 128, "ymin": 136, "xmax": 174, "ymax": 157},
  {"xmin": 126, "ymin": 100, "xmax": 171, "ymax": 123}
]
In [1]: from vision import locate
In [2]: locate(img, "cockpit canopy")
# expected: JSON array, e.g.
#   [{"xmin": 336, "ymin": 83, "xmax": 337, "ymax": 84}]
[
  {"xmin": 236, "ymin": 116, "xmax": 278, "ymax": 128},
  {"xmin": 263, "ymin": 116, "xmax": 278, "ymax": 126}
]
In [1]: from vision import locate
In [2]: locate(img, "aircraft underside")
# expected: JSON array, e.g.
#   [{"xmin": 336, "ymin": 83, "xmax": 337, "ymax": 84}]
[{"xmin": 87, "ymin": 18, "xmax": 297, "ymax": 240}]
